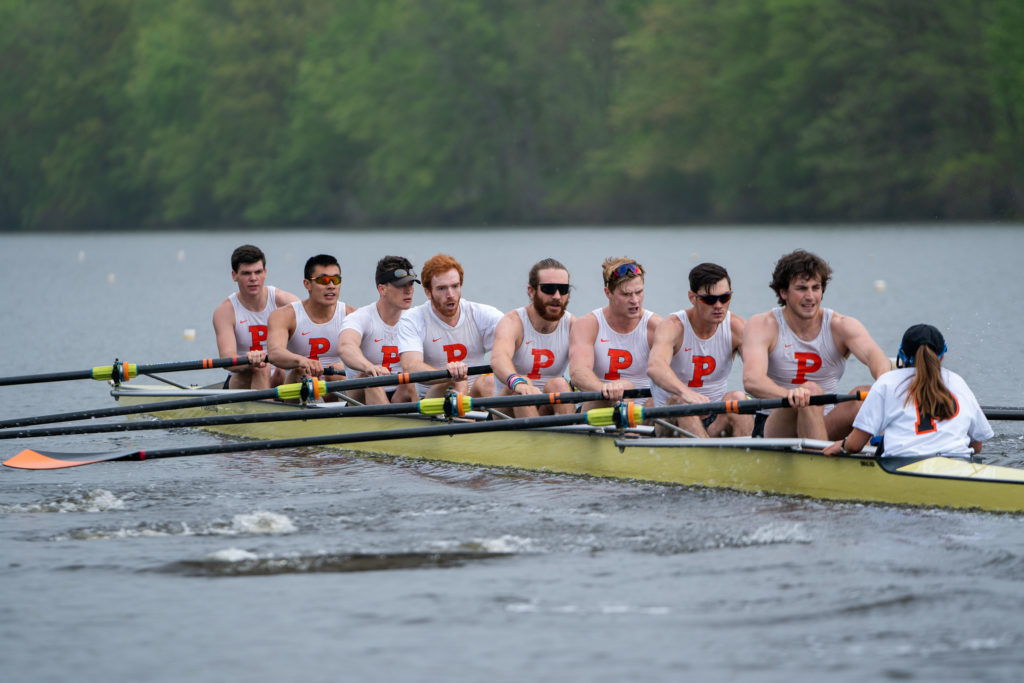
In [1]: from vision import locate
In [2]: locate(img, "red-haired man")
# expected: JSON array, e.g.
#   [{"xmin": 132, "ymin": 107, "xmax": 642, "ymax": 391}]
[{"xmin": 396, "ymin": 254, "xmax": 503, "ymax": 398}]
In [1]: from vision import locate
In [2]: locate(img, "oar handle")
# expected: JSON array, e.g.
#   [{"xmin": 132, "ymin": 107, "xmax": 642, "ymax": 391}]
[
  {"xmin": 643, "ymin": 391, "xmax": 867, "ymax": 422},
  {"xmin": 322, "ymin": 364, "xmax": 492, "ymax": 392},
  {"xmin": 431, "ymin": 388, "xmax": 653, "ymax": 416}
]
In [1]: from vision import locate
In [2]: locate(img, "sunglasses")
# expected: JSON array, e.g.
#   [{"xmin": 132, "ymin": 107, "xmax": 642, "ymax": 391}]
[
  {"xmin": 537, "ymin": 283, "xmax": 570, "ymax": 296},
  {"xmin": 696, "ymin": 291, "xmax": 732, "ymax": 305},
  {"xmin": 609, "ymin": 263, "xmax": 643, "ymax": 279},
  {"xmin": 310, "ymin": 274, "xmax": 341, "ymax": 285}
]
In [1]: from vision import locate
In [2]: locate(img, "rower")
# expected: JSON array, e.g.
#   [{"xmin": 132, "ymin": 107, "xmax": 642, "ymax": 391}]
[
  {"xmin": 212, "ymin": 244, "xmax": 299, "ymax": 389},
  {"xmin": 742, "ymin": 249, "xmax": 890, "ymax": 440},
  {"xmin": 648, "ymin": 262, "xmax": 752, "ymax": 437},
  {"xmin": 396, "ymin": 253, "xmax": 503, "ymax": 398},
  {"xmin": 338, "ymin": 256, "xmax": 421, "ymax": 405},
  {"xmin": 569, "ymin": 257, "xmax": 661, "ymax": 411},
  {"xmin": 824, "ymin": 324, "xmax": 993, "ymax": 458},
  {"xmin": 267, "ymin": 254, "xmax": 356, "ymax": 388},
  {"xmin": 491, "ymin": 258, "xmax": 575, "ymax": 418}
]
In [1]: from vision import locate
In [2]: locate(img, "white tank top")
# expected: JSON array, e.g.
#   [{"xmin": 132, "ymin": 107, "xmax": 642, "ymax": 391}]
[
  {"xmin": 591, "ymin": 308, "xmax": 653, "ymax": 389},
  {"xmin": 341, "ymin": 303, "xmax": 403, "ymax": 372},
  {"xmin": 228, "ymin": 286, "xmax": 278, "ymax": 353},
  {"xmin": 511, "ymin": 307, "xmax": 571, "ymax": 383},
  {"xmin": 766, "ymin": 307, "xmax": 846, "ymax": 393},
  {"xmin": 651, "ymin": 310, "xmax": 733, "ymax": 404},
  {"xmin": 285, "ymin": 300, "xmax": 347, "ymax": 367},
  {"xmin": 421, "ymin": 303, "xmax": 489, "ymax": 369}
]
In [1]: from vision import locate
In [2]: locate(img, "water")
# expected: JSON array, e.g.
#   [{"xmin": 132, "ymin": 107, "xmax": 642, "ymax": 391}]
[{"xmin": 2, "ymin": 225, "xmax": 1024, "ymax": 682}]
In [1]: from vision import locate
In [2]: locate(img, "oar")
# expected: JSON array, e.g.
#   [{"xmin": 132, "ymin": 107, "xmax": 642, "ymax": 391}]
[
  {"xmin": 3, "ymin": 392, "xmax": 861, "ymax": 470},
  {"xmin": 0, "ymin": 365, "xmax": 492, "ymax": 430},
  {"xmin": 0, "ymin": 356, "xmax": 256, "ymax": 387},
  {"xmin": 0, "ymin": 388, "xmax": 652, "ymax": 440},
  {"xmin": 982, "ymin": 406, "xmax": 1024, "ymax": 421}
]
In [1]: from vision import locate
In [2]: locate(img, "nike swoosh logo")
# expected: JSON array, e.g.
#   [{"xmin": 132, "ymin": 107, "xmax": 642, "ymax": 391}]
[
  {"xmin": 683, "ymin": 347, "xmax": 692, "ymax": 352},
  {"xmin": 432, "ymin": 337, "xmax": 442, "ymax": 342},
  {"xmin": 784, "ymin": 344, "xmax": 792, "ymax": 348},
  {"xmin": 599, "ymin": 338, "xmax": 609, "ymax": 343},
  {"xmin": 374, "ymin": 338, "xmax": 384, "ymax": 342},
  {"xmin": 525, "ymin": 341, "xmax": 532, "ymax": 345},
  {"xmin": 239, "ymin": 320, "xmax": 248, "ymax": 324},
  {"xmin": 301, "ymin": 331, "xmax": 310, "ymax": 336}
]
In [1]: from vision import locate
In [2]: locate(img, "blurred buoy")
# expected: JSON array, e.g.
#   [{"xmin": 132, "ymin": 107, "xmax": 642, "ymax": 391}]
[
  {"xmin": 183, "ymin": 328, "xmax": 197, "ymax": 341},
  {"xmin": 177, "ymin": 250, "xmax": 186, "ymax": 262},
  {"xmin": 77, "ymin": 251, "xmax": 86, "ymax": 263},
  {"xmin": 107, "ymin": 273, "xmax": 116, "ymax": 284},
  {"xmin": 873, "ymin": 279, "xmax": 886, "ymax": 292}
]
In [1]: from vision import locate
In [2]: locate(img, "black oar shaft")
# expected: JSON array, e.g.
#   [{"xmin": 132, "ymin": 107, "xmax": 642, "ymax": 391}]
[
  {"xmin": 0, "ymin": 365, "xmax": 492, "ymax": 430},
  {"xmin": 0, "ymin": 387, "xmax": 651, "ymax": 439},
  {"xmin": 122, "ymin": 414, "xmax": 593, "ymax": 462},
  {"xmin": 0, "ymin": 356, "xmax": 250, "ymax": 387},
  {"xmin": 981, "ymin": 406, "xmax": 1024, "ymax": 421}
]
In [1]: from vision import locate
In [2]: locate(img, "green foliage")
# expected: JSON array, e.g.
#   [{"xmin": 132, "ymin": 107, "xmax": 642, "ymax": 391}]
[{"xmin": 0, "ymin": 0, "xmax": 1021, "ymax": 229}]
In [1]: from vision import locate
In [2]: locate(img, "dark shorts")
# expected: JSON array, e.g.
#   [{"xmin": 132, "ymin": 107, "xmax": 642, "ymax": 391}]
[{"xmin": 752, "ymin": 411, "xmax": 768, "ymax": 438}]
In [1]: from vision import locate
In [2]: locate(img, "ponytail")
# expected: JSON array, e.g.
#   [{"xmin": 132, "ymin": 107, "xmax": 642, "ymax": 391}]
[{"xmin": 905, "ymin": 346, "xmax": 956, "ymax": 419}]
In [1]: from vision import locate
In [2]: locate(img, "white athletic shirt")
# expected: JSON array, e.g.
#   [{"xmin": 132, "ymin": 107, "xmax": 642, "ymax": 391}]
[
  {"xmin": 591, "ymin": 308, "xmax": 654, "ymax": 390},
  {"xmin": 396, "ymin": 299, "xmax": 503, "ymax": 393},
  {"xmin": 285, "ymin": 300, "xmax": 347, "ymax": 367},
  {"xmin": 766, "ymin": 307, "xmax": 846, "ymax": 393},
  {"xmin": 510, "ymin": 306, "xmax": 571, "ymax": 384},
  {"xmin": 853, "ymin": 367, "xmax": 993, "ymax": 458},
  {"xmin": 341, "ymin": 302, "xmax": 404, "ymax": 373},
  {"xmin": 228, "ymin": 286, "xmax": 278, "ymax": 353},
  {"xmin": 651, "ymin": 310, "xmax": 733, "ymax": 405}
]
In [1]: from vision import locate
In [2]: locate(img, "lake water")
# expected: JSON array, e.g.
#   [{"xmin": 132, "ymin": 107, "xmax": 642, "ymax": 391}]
[{"xmin": 2, "ymin": 225, "xmax": 1023, "ymax": 682}]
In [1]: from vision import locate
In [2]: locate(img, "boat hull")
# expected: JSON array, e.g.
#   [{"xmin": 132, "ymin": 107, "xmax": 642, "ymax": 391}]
[{"xmin": 112, "ymin": 386, "xmax": 1024, "ymax": 513}]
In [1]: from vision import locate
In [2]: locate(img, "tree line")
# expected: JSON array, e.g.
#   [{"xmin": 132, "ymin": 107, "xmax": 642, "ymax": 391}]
[{"xmin": 2, "ymin": 0, "xmax": 1022, "ymax": 230}]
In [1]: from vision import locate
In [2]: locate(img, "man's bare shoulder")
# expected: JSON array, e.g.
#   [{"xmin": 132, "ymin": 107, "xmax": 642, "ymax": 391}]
[
  {"xmin": 268, "ymin": 304, "xmax": 295, "ymax": 325},
  {"xmin": 829, "ymin": 310, "xmax": 871, "ymax": 338},
  {"xmin": 212, "ymin": 298, "xmax": 234, "ymax": 326},
  {"xmin": 494, "ymin": 309, "xmax": 525, "ymax": 337},
  {"xmin": 570, "ymin": 311, "xmax": 598, "ymax": 332},
  {"xmin": 729, "ymin": 311, "xmax": 746, "ymax": 337},
  {"xmin": 743, "ymin": 310, "xmax": 780, "ymax": 347},
  {"xmin": 657, "ymin": 312, "xmax": 685, "ymax": 331},
  {"xmin": 746, "ymin": 310, "xmax": 778, "ymax": 329},
  {"xmin": 275, "ymin": 289, "xmax": 300, "ymax": 306}
]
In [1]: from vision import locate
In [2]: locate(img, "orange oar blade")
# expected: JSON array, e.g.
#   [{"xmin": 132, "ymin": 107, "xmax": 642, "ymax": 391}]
[{"xmin": 3, "ymin": 448, "xmax": 123, "ymax": 470}]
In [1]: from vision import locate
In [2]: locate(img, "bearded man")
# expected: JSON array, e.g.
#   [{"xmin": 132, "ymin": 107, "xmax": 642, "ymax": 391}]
[{"xmin": 490, "ymin": 258, "xmax": 575, "ymax": 418}]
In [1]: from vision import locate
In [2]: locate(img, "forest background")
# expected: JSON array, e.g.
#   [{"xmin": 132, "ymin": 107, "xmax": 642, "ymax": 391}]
[{"xmin": 2, "ymin": 0, "xmax": 1023, "ymax": 231}]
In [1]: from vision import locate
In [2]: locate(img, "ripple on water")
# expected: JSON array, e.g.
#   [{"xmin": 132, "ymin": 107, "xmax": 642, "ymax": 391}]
[
  {"xmin": 0, "ymin": 488, "xmax": 125, "ymax": 513},
  {"xmin": 52, "ymin": 510, "xmax": 297, "ymax": 541},
  {"xmin": 153, "ymin": 550, "xmax": 512, "ymax": 577}
]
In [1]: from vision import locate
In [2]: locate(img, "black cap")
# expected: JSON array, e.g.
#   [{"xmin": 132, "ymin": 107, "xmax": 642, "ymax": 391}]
[
  {"xmin": 898, "ymin": 324, "xmax": 946, "ymax": 367},
  {"xmin": 377, "ymin": 267, "xmax": 420, "ymax": 286}
]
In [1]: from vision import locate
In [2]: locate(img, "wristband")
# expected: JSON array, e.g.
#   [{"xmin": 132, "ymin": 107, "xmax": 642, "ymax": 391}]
[
  {"xmin": 840, "ymin": 436, "xmax": 849, "ymax": 453},
  {"xmin": 507, "ymin": 374, "xmax": 526, "ymax": 391}
]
